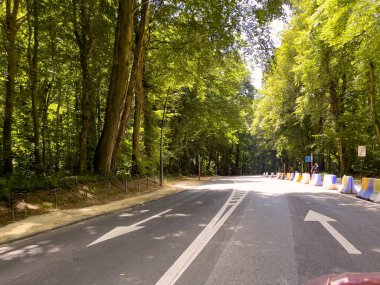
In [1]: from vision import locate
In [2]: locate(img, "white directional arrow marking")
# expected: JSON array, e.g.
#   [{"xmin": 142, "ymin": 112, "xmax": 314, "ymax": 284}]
[
  {"xmin": 87, "ymin": 209, "xmax": 172, "ymax": 247},
  {"xmin": 304, "ymin": 210, "xmax": 361, "ymax": 255}
]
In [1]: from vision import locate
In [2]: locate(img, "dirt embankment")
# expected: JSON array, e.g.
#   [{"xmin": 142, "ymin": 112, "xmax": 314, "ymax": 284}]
[{"xmin": 0, "ymin": 176, "xmax": 212, "ymax": 244}]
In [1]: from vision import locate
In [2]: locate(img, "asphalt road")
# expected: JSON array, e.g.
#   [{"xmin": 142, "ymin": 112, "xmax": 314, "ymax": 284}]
[{"xmin": 1, "ymin": 176, "xmax": 379, "ymax": 285}]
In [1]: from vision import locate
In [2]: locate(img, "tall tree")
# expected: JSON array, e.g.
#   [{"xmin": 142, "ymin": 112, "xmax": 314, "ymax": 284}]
[
  {"xmin": 2, "ymin": 0, "xmax": 21, "ymax": 174},
  {"xmin": 112, "ymin": 0, "xmax": 150, "ymax": 172},
  {"xmin": 73, "ymin": 0, "xmax": 94, "ymax": 173},
  {"xmin": 93, "ymin": 0, "xmax": 135, "ymax": 174},
  {"xmin": 27, "ymin": 0, "xmax": 42, "ymax": 174}
]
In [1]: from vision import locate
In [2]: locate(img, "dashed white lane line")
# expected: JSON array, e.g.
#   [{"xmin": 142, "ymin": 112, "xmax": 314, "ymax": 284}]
[{"xmin": 155, "ymin": 190, "xmax": 248, "ymax": 285}]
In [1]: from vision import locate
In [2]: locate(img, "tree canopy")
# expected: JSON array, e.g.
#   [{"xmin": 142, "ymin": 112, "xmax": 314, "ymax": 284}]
[
  {"xmin": 254, "ymin": 0, "xmax": 380, "ymax": 175},
  {"xmin": 3, "ymin": 0, "xmax": 377, "ymax": 184},
  {"xmin": 0, "ymin": 0, "xmax": 287, "ymax": 181}
]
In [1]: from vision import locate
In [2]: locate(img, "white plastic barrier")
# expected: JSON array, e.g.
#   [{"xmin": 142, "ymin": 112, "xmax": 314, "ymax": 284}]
[
  {"xmin": 323, "ymin": 174, "xmax": 338, "ymax": 190},
  {"xmin": 301, "ymin": 173, "xmax": 311, "ymax": 184},
  {"xmin": 310, "ymin": 174, "xmax": 323, "ymax": 186},
  {"xmin": 270, "ymin": 172, "xmax": 275, "ymax": 178},
  {"xmin": 340, "ymin": 175, "xmax": 357, "ymax": 194}
]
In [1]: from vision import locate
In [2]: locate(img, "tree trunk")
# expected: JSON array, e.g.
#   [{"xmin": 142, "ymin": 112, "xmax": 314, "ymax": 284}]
[
  {"xmin": 93, "ymin": 0, "xmax": 135, "ymax": 174},
  {"xmin": 215, "ymin": 148, "xmax": 219, "ymax": 175},
  {"xmin": 111, "ymin": 0, "xmax": 150, "ymax": 171},
  {"xmin": 73, "ymin": 0, "xmax": 94, "ymax": 174},
  {"xmin": 329, "ymin": 80, "xmax": 347, "ymax": 176},
  {"xmin": 27, "ymin": 0, "xmax": 42, "ymax": 174},
  {"xmin": 41, "ymin": 84, "xmax": 52, "ymax": 168},
  {"xmin": 143, "ymin": 94, "xmax": 153, "ymax": 171},
  {"xmin": 131, "ymin": 77, "xmax": 145, "ymax": 176},
  {"xmin": 55, "ymin": 82, "xmax": 62, "ymax": 172},
  {"xmin": 206, "ymin": 148, "xmax": 212, "ymax": 173},
  {"xmin": 2, "ymin": 0, "xmax": 20, "ymax": 175},
  {"xmin": 369, "ymin": 61, "xmax": 380, "ymax": 145},
  {"xmin": 235, "ymin": 144, "xmax": 241, "ymax": 175}
]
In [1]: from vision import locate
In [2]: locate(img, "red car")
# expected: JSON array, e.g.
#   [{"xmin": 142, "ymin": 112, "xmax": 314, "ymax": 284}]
[{"xmin": 305, "ymin": 273, "xmax": 380, "ymax": 285}]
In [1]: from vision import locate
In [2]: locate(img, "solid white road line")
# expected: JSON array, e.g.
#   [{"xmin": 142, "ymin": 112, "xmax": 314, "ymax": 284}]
[{"xmin": 155, "ymin": 190, "xmax": 248, "ymax": 285}]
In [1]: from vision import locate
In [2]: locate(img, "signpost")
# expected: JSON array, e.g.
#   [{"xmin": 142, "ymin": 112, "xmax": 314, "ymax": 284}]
[
  {"xmin": 358, "ymin": 146, "xmax": 366, "ymax": 179},
  {"xmin": 304, "ymin": 156, "xmax": 312, "ymax": 163},
  {"xmin": 358, "ymin": 146, "xmax": 366, "ymax": 157},
  {"xmin": 305, "ymin": 154, "xmax": 313, "ymax": 174}
]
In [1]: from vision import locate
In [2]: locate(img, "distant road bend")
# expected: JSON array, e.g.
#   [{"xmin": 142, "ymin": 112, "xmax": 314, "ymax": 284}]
[{"xmin": 1, "ymin": 176, "xmax": 379, "ymax": 285}]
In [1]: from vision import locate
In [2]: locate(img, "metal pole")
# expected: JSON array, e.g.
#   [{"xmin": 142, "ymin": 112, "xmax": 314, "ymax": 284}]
[
  {"xmin": 198, "ymin": 154, "xmax": 201, "ymax": 180},
  {"xmin": 160, "ymin": 88, "xmax": 170, "ymax": 187},
  {"xmin": 310, "ymin": 152, "xmax": 313, "ymax": 175},
  {"xmin": 360, "ymin": 157, "xmax": 363, "ymax": 180},
  {"xmin": 54, "ymin": 189, "xmax": 58, "ymax": 208},
  {"xmin": 11, "ymin": 191, "xmax": 14, "ymax": 221}
]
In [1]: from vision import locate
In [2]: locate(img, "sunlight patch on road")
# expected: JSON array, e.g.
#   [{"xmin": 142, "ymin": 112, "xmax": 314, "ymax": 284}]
[
  {"xmin": 153, "ymin": 235, "xmax": 169, "ymax": 240},
  {"xmin": 84, "ymin": 226, "xmax": 98, "ymax": 235},
  {"xmin": 0, "ymin": 246, "xmax": 14, "ymax": 254},
  {"xmin": 164, "ymin": 213, "xmax": 190, "ymax": 217},
  {"xmin": 118, "ymin": 213, "xmax": 134, "ymax": 217},
  {"xmin": 0, "ymin": 243, "xmax": 61, "ymax": 261}
]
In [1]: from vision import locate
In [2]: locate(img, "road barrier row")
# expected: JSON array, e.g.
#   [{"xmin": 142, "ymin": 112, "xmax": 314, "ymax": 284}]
[
  {"xmin": 357, "ymin": 178, "xmax": 380, "ymax": 202},
  {"xmin": 263, "ymin": 170, "xmax": 379, "ymax": 203}
]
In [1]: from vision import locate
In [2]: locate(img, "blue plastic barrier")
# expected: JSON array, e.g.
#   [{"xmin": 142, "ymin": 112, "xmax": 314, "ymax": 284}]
[
  {"xmin": 323, "ymin": 174, "xmax": 338, "ymax": 190},
  {"xmin": 310, "ymin": 174, "xmax": 323, "ymax": 186},
  {"xmin": 357, "ymin": 178, "xmax": 374, "ymax": 200},
  {"xmin": 340, "ymin": 175, "xmax": 357, "ymax": 194}
]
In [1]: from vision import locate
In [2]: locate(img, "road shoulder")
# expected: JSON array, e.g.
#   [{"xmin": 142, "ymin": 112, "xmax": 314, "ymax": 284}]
[{"xmin": 0, "ymin": 177, "xmax": 213, "ymax": 244}]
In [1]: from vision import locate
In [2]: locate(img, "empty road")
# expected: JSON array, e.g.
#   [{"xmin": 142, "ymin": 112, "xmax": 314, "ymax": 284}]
[{"xmin": 1, "ymin": 176, "xmax": 379, "ymax": 284}]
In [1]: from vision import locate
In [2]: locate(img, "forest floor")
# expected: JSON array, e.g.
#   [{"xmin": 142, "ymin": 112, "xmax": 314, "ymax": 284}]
[{"xmin": 0, "ymin": 176, "xmax": 208, "ymax": 228}]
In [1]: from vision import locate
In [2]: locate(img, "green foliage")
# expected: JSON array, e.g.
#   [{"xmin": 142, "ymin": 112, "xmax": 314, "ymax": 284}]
[
  {"xmin": 0, "ymin": 0, "xmax": 289, "ymax": 184},
  {"xmin": 254, "ymin": 0, "xmax": 380, "ymax": 175}
]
